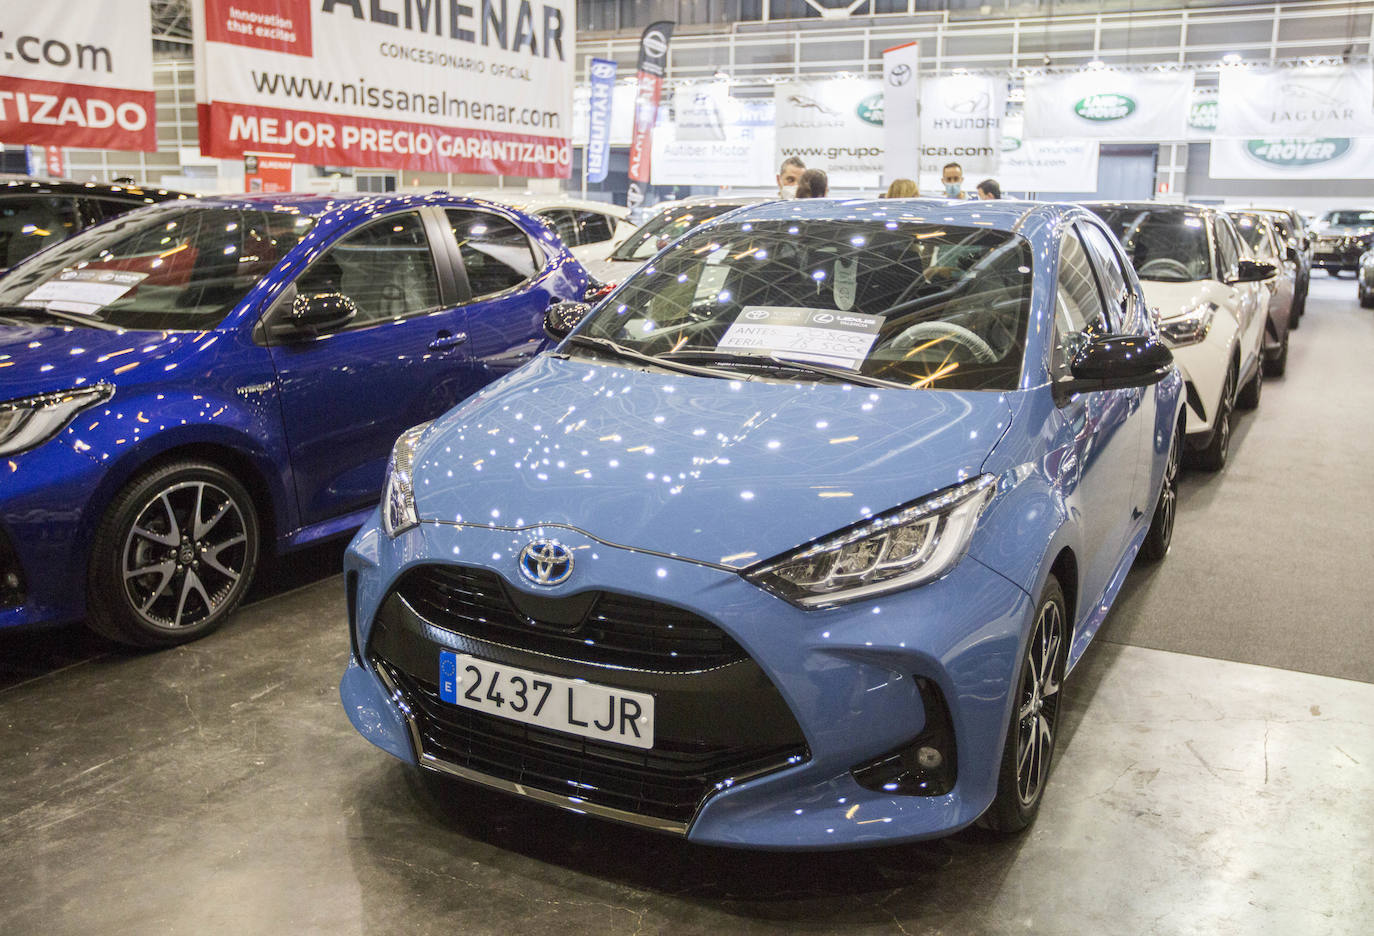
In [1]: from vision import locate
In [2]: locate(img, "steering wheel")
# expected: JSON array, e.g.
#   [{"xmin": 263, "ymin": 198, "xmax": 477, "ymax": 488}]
[
  {"xmin": 889, "ymin": 321, "xmax": 998, "ymax": 363},
  {"xmin": 1138, "ymin": 257, "xmax": 1191, "ymax": 280}
]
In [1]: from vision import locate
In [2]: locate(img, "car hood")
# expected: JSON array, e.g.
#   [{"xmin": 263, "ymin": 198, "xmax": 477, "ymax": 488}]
[
  {"xmin": 579, "ymin": 256, "xmax": 644, "ymax": 285},
  {"xmin": 411, "ymin": 354, "xmax": 1014, "ymax": 569},
  {"xmin": 1138, "ymin": 279, "xmax": 1232, "ymax": 319},
  {"xmin": 0, "ymin": 323, "xmax": 192, "ymax": 402}
]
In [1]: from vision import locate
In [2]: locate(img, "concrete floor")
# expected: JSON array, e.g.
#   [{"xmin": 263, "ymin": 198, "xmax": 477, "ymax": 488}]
[{"xmin": 1, "ymin": 277, "xmax": 1372, "ymax": 936}]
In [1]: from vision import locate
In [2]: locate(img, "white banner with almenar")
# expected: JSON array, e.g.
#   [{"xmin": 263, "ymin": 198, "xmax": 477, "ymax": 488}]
[{"xmin": 1024, "ymin": 70, "xmax": 1193, "ymax": 141}]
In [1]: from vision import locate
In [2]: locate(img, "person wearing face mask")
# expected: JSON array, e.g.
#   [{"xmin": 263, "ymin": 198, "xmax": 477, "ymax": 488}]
[
  {"xmin": 777, "ymin": 156, "xmax": 806, "ymax": 199},
  {"xmin": 942, "ymin": 162, "xmax": 968, "ymax": 199}
]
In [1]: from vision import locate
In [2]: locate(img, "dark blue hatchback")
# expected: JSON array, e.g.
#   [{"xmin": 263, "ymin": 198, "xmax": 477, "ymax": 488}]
[{"xmin": 0, "ymin": 192, "xmax": 587, "ymax": 645}]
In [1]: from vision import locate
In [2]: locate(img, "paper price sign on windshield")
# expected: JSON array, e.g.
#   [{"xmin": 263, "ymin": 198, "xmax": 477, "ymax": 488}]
[
  {"xmin": 718, "ymin": 306, "xmax": 884, "ymax": 370},
  {"xmin": 23, "ymin": 270, "xmax": 146, "ymax": 315}
]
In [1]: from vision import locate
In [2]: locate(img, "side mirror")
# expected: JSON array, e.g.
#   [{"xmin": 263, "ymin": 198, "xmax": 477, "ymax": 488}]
[
  {"xmin": 288, "ymin": 292, "xmax": 358, "ymax": 334},
  {"xmin": 544, "ymin": 300, "xmax": 592, "ymax": 340},
  {"xmin": 1230, "ymin": 259, "xmax": 1276, "ymax": 283},
  {"xmin": 1286, "ymin": 245, "xmax": 1301, "ymax": 264},
  {"xmin": 1055, "ymin": 334, "xmax": 1173, "ymax": 403}
]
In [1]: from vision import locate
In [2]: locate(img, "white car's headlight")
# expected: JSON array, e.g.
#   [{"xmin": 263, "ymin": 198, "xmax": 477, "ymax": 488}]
[
  {"xmin": 1158, "ymin": 302, "xmax": 1217, "ymax": 347},
  {"xmin": 0, "ymin": 384, "xmax": 113, "ymax": 457},
  {"xmin": 381, "ymin": 421, "xmax": 433, "ymax": 537},
  {"xmin": 746, "ymin": 475, "xmax": 998, "ymax": 608}
]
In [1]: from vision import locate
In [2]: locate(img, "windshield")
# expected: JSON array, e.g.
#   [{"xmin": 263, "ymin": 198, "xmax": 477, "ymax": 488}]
[
  {"xmin": 0, "ymin": 204, "xmax": 315, "ymax": 330},
  {"xmin": 1322, "ymin": 210, "xmax": 1374, "ymax": 227},
  {"xmin": 1089, "ymin": 206, "xmax": 1212, "ymax": 282},
  {"xmin": 579, "ymin": 218, "xmax": 1033, "ymax": 391},
  {"xmin": 610, "ymin": 203, "xmax": 749, "ymax": 262},
  {"xmin": 1230, "ymin": 213, "xmax": 1270, "ymax": 255}
]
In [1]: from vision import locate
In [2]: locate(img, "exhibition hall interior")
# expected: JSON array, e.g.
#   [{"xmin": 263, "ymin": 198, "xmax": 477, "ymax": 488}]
[{"xmin": 3, "ymin": 1, "xmax": 1373, "ymax": 933}]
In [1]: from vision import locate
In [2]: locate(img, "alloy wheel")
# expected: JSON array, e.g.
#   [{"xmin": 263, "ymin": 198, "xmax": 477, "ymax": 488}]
[
  {"xmin": 1015, "ymin": 599, "xmax": 1065, "ymax": 807},
  {"xmin": 1217, "ymin": 370, "xmax": 1234, "ymax": 464},
  {"xmin": 1159, "ymin": 427, "xmax": 1180, "ymax": 547},
  {"xmin": 121, "ymin": 481, "xmax": 249, "ymax": 630}
]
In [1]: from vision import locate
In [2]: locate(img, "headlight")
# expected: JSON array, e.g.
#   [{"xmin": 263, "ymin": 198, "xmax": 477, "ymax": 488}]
[
  {"xmin": 746, "ymin": 475, "xmax": 998, "ymax": 608},
  {"xmin": 1158, "ymin": 302, "xmax": 1216, "ymax": 347},
  {"xmin": 381, "ymin": 421, "xmax": 433, "ymax": 537},
  {"xmin": 0, "ymin": 384, "xmax": 113, "ymax": 457}
]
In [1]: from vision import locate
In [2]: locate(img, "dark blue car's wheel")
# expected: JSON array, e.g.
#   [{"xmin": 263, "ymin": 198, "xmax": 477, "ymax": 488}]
[
  {"xmin": 1140, "ymin": 418, "xmax": 1182, "ymax": 562},
  {"xmin": 979, "ymin": 575, "xmax": 1068, "ymax": 834},
  {"xmin": 87, "ymin": 461, "xmax": 260, "ymax": 648}
]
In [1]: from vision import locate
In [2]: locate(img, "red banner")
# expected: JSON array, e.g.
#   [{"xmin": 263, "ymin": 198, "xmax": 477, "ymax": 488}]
[
  {"xmin": 204, "ymin": 0, "xmax": 313, "ymax": 57},
  {"xmin": 198, "ymin": 102, "xmax": 572, "ymax": 178},
  {"xmin": 0, "ymin": 76, "xmax": 156, "ymax": 151}
]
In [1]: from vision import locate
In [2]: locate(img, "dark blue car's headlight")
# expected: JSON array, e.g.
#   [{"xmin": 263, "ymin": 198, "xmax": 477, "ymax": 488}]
[
  {"xmin": 381, "ymin": 421, "xmax": 432, "ymax": 537},
  {"xmin": 746, "ymin": 475, "xmax": 997, "ymax": 608},
  {"xmin": 0, "ymin": 384, "xmax": 113, "ymax": 457}
]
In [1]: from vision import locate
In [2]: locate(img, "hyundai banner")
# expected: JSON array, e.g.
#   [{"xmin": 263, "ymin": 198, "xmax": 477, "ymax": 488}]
[
  {"xmin": 1218, "ymin": 66, "xmax": 1374, "ymax": 139},
  {"xmin": 997, "ymin": 116, "xmax": 1100, "ymax": 192},
  {"xmin": 1024, "ymin": 70, "xmax": 1193, "ymax": 141},
  {"xmin": 882, "ymin": 41, "xmax": 920, "ymax": 182},
  {"xmin": 919, "ymin": 73, "xmax": 1003, "ymax": 178},
  {"xmin": 585, "ymin": 57, "xmax": 616, "ymax": 184},
  {"xmin": 192, "ymin": 0, "xmax": 576, "ymax": 178},
  {"xmin": 626, "ymin": 21, "xmax": 674, "ymax": 214},
  {"xmin": 775, "ymin": 79, "xmax": 885, "ymax": 188},
  {"xmin": 1209, "ymin": 136, "xmax": 1374, "ymax": 180},
  {"xmin": 0, "ymin": 0, "xmax": 156, "ymax": 151},
  {"xmin": 651, "ymin": 86, "xmax": 775, "ymax": 186}
]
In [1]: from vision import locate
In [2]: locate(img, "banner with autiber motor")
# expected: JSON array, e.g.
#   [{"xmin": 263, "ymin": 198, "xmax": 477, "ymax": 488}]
[
  {"xmin": 192, "ymin": 0, "xmax": 576, "ymax": 178},
  {"xmin": 651, "ymin": 84, "xmax": 775, "ymax": 186},
  {"xmin": 1217, "ymin": 65, "xmax": 1374, "ymax": 139},
  {"xmin": 774, "ymin": 78, "xmax": 885, "ymax": 188},
  {"xmin": 0, "ymin": 0, "xmax": 156, "ymax": 151},
  {"xmin": 1024, "ymin": 70, "xmax": 1193, "ymax": 141}
]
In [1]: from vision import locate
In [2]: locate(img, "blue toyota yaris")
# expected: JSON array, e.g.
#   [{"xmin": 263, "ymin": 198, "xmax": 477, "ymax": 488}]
[
  {"xmin": 0, "ymin": 192, "xmax": 586, "ymax": 646},
  {"xmin": 340, "ymin": 199, "xmax": 1184, "ymax": 848}
]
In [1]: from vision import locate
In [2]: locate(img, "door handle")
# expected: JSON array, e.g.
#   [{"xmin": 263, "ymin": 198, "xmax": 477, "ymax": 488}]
[{"xmin": 428, "ymin": 331, "xmax": 468, "ymax": 351}]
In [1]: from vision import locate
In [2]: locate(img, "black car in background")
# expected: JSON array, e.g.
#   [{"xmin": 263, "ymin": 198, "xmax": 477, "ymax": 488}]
[
  {"xmin": 1251, "ymin": 207, "xmax": 1310, "ymax": 319},
  {"xmin": 1310, "ymin": 208, "xmax": 1374, "ymax": 276},
  {"xmin": 0, "ymin": 178, "xmax": 189, "ymax": 272}
]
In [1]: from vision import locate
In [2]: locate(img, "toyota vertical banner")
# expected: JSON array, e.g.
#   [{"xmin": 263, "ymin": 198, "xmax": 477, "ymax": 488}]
[
  {"xmin": 193, "ymin": 0, "xmax": 576, "ymax": 177},
  {"xmin": 626, "ymin": 21, "xmax": 674, "ymax": 215},
  {"xmin": 882, "ymin": 42, "xmax": 920, "ymax": 183},
  {"xmin": 0, "ymin": 0, "xmax": 156, "ymax": 151},
  {"xmin": 585, "ymin": 57, "xmax": 617, "ymax": 184}
]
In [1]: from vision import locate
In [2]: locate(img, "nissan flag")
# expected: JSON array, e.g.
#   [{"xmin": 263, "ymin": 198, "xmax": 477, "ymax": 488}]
[
  {"xmin": 0, "ymin": 0, "xmax": 156, "ymax": 151},
  {"xmin": 882, "ymin": 42, "xmax": 920, "ymax": 183},
  {"xmin": 585, "ymin": 58, "xmax": 617, "ymax": 184},
  {"xmin": 626, "ymin": 21, "xmax": 674, "ymax": 216}
]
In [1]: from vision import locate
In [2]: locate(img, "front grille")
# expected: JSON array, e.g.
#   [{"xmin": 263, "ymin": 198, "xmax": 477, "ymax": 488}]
[
  {"xmin": 374, "ymin": 658, "xmax": 807, "ymax": 826},
  {"xmin": 395, "ymin": 564, "xmax": 746, "ymax": 671},
  {"xmin": 0, "ymin": 528, "xmax": 24, "ymax": 611}
]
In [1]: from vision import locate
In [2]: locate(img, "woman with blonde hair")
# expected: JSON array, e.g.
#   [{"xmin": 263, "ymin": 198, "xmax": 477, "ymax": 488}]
[{"xmin": 884, "ymin": 178, "xmax": 919, "ymax": 198}]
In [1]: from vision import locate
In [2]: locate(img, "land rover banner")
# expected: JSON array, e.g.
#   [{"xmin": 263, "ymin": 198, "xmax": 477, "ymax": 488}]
[
  {"xmin": 0, "ymin": 0, "xmax": 156, "ymax": 151},
  {"xmin": 919, "ymin": 73, "xmax": 1003, "ymax": 178},
  {"xmin": 775, "ymin": 78, "xmax": 885, "ymax": 188},
  {"xmin": 192, "ymin": 0, "xmax": 575, "ymax": 177},
  {"xmin": 1217, "ymin": 65, "xmax": 1374, "ymax": 139},
  {"xmin": 1208, "ymin": 136, "xmax": 1374, "ymax": 180},
  {"xmin": 1023, "ymin": 70, "xmax": 1192, "ymax": 141}
]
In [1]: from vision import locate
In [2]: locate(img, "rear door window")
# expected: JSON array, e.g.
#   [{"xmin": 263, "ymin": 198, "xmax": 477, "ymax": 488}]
[{"xmin": 446, "ymin": 209, "xmax": 541, "ymax": 299}]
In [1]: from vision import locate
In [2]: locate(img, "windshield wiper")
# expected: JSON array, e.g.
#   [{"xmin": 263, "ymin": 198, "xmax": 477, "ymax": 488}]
[
  {"xmin": 0, "ymin": 305, "xmax": 123, "ymax": 332},
  {"xmin": 565, "ymin": 335, "xmax": 745, "ymax": 381},
  {"xmin": 660, "ymin": 349, "xmax": 913, "ymax": 390}
]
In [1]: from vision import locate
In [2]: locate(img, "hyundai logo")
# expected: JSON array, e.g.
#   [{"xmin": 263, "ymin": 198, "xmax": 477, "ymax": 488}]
[{"xmin": 519, "ymin": 541, "xmax": 574, "ymax": 586}]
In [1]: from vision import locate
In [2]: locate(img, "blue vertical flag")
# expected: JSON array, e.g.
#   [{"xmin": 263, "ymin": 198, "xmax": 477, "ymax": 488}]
[{"xmin": 586, "ymin": 58, "xmax": 617, "ymax": 184}]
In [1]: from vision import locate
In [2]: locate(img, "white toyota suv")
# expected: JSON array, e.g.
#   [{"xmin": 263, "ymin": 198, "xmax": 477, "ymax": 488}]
[{"xmin": 1086, "ymin": 203, "xmax": 1273, "ymax": 470}]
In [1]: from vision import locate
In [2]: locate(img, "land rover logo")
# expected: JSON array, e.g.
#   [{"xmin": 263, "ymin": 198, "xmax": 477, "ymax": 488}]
[
  {"xmin": 1246, "ymin": 138, "xmax": 1350, "ymax": 167},
  {"xmin": 857, "ymin": 94, "xmax": 884, "ymax": 126},
  {"xmin": 519, "ymin": 541, "xmax": 574, "ymax": 586},
  {"xmin": 1189, "ymin": 99, "xmax": 1218, "ymax": 131},
  {"xmin": 1002, "ymin": 136, "xmax": 1022, "ymax": 152},
  {"xmin": 1074, "ymin": 93, "xmax": 1136, "ymax": 122}
]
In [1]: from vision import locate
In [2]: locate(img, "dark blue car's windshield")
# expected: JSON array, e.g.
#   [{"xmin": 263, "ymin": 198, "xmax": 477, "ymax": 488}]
[
  {"xmin": 0, "ymin": 205, "xmax": 315, "ymax": 331},
  {"xmin": 582, "ymin": 218, "xmax": 1033, "ymax": 391}
]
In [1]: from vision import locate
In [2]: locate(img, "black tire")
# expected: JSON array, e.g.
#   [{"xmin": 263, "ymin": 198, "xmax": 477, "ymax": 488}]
[
  {"xmin": 1326, "ymin": 268, "xmax": 1341, "ymax": 277},
  {"xmin": 1361, "ymin": 285, "xmax": 1374, "ymax": 309},
  {"xmin": 1188, "ymin": 365, "xmax": 1235, "ymax": 472},
  {"xmin": 1265, "ymin": 331, "xmax": 1289, "ymax": 378},
  {"xmin": 978, "ymin": 575, "xmax": 1068, "ymax": 835},
  {"xmin": 1140, "ymin": 418, "xmax": 1182, "ymax": 562},
  {"xmin": 1236, "ymin": 361, "xmax": 1262, "ymax": 411},
  {"xmin": 1289, "ymin": 299, "xmax": 1302, "ymax": 329},
  {"xmin": 86, "ymin": 461, "xmax": 260, "ymax": 648}
]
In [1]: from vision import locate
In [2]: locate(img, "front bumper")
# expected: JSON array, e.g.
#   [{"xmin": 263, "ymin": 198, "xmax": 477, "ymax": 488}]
[
  {"xmin": 0, "ymin": 439, "xmax": 108, "ymax": 629},
  {"xmin": 1313, "ymin": 240, "xmax": 1366, "ymax": 269},
  {"xmin": 340, "ymin": 517, "xmax": 1034, "ymax": 849},
  {"xmin": 1163, "ymin": 320, "xmax": 1238, "ymax": 442}
]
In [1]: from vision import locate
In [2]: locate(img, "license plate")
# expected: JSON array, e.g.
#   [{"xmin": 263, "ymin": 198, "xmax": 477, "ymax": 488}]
[{"xmin": 438, "ymin": 651, "xmax": 654, "ymax": 749}]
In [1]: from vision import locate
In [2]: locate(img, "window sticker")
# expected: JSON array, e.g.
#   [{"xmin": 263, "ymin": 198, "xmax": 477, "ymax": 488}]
[
  {"xmin": 22, "ymin": 270, "xmax": 146, "ymax": 315},
  {"xmin": 833, "ymin": 257, "xmax": 858, "ymax": 311},
  {"xmin": 718, "ymin": 306, "xmax": 885, "ymax": 370}
]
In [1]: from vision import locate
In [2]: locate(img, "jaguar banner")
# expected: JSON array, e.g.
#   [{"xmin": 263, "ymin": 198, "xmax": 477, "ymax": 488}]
[
  {"xmin": 192, "ymin": 0, "xmax": 576, "ymax": 177},
  {"xmin": 1218, "ymin": 65, "xmax": 1374, "ymax": 139},
  {"xmin": 919, "ymin": 73, "xmax": 1003, "ymax": 178},
  {"xmin": 626, "ymin": 20, "xmax": 673, "ymax": 214},
  {"xmin": 1023, "ymin": 70, "xmax": 1193, "ymax": 141},
  {"xmin": 0, "ymin": 0, "xmax": 156, "ymax": 151},
  {"xmin": 774, "ymin": 78, "xmax": 885, "ymax": 188},
  {"xmin": 1208, "ymin": 136, "xmax": 1374, "ymax": 180}
]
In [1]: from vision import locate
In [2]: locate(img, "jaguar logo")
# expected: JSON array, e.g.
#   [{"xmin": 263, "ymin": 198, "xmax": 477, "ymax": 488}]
[
  {"xmin": 519, "ymin": 541, "xmax": 574, "ymax": 586},
  {"xmin": 1075, "ymin": 93, "xmax": 1136, "ymax": 122},
  {"xmin": 1245, "ymin": 137, "xmax": 1350, "ymax": 167}
]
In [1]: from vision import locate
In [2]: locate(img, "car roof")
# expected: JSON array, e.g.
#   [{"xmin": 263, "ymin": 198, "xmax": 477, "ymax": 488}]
[
  {"xmin": 646, "ymin": 195, "xmax": 762, "ymax": 213},
  {"xmin": 1, "ymin": 178, "xmax": 191, "ymax": 203},
  {"xmin": 714, "ymin": 196, "xmax": 1064, "ymax": 232},
  {"xmin": 451, "ymin": 190, "xmax": 630, "ymax": 218},
  {"xmin": 186, "ymin": 190, "xmax": 552, "ymax": 222}
]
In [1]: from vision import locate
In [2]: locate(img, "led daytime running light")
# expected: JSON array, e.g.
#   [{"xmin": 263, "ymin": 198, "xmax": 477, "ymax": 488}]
[{"xmin": 0, "ymin": 384, "xmax": 113, "ymax": 457}]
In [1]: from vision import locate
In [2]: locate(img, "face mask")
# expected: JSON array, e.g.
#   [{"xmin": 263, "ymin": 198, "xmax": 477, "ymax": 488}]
[
  {"xmin": 944, "ymin": 182, "xmax": 962, "ymax": 198},
  {"xmin": 780, "ymin": 184, "xmax": 798, "ymax": 200}
]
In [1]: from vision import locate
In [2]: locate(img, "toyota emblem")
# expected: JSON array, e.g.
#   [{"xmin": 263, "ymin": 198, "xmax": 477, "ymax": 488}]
[
  {"xmin": 888, "ymin": 63, "xmax": 913, "ymax": 87},
  {"xmin": 519, "ymin": 541, "xmax": 574, "ymax": 586}
]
